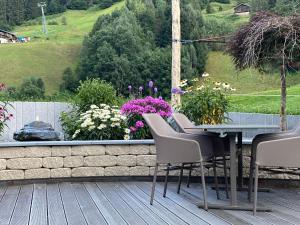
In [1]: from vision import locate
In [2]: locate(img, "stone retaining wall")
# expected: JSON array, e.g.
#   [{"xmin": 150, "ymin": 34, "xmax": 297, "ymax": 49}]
[
  {"xmin": 0, "ymin": 143, "xmax": 298, "ymax": 181},
  {"xmin": 0, "ymin": 144, "xmax": 157, "ymax": 180}
]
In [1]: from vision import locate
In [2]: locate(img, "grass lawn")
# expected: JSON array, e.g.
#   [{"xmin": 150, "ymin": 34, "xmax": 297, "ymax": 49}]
[
  {"xmin": 14, "ymin": 2, "xmax": 125, "ymax": 43},
  {"xmin": 0, "ymin": 2, "xmax": 125, "ymax": 94},
  {"xmin": 203, "ymin": 0, "xmax": 250, "ymax": 28},
  {"xmin": 206, "ymin": 51, "xmax": 300, "ymax": 115}
]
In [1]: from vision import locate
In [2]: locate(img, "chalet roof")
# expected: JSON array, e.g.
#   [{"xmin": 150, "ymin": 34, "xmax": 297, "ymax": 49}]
[
  {"xmin": 0, "ymin": 29, "xmax": 17, "ymax": 37},
  {"xmin": 234, "ymin": 3, "xmax": 250, "ymax": 9}
]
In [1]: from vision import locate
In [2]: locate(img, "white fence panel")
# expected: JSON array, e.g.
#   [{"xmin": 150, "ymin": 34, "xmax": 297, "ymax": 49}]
[{"xmin": 0, "ymin": 102, "xmax": 71, "ymax": 141}]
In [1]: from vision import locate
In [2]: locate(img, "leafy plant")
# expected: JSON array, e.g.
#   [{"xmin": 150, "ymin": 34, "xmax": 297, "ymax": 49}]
[
  {"xmin": 74, "ymin": 79, "xmax": 119, "ymax": 112},
  {"xmin": 179, "ymin": 73, "xmax": 234, "ymax": 125}
]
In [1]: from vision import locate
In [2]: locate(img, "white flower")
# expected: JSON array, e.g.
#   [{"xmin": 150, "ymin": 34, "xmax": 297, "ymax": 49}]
[
  {"xmin": 90, "ymin": 105, "xmax": 98, "ymax": 109},
  {"xmin": 215, "ymin": 82, "xmax": 221, "ymax": 86},
  {"xmin": 192, "ymin": 78, "xmax": 199, "ymax": 82},
  {"xmin": 88, "ymin": 125, "xmax": 96, "ymax": 131},
  {"xmin": 124, "ymin": 128, "xmax": 130, "ymax": 134},
  {"xmin": 72, "ymin": 129, "xmax": 80, "ymax": 139},
  {"xmin": 230, "ymin": 88, "xmax": 236, "ymax": 92},
  {"xmin": 222, "ymin": 83, "xmax": 230, "ymax": 89},
  {"xmin": 124, "ymin": 135, "xmax": 130, "ymax": 140},
  {"xmin": 213, "ymin": 87, "xmax": 221, "ymax": 91},
  {"xmin": 202, "ymin": 72, "xmax": 209, "ymax": 77},
  {"xmin": 114, "ymin": 123, "xmax": 120, "ymax": 127},
  {"xmin": 196, "ymin": 85, "xmax": 204, "ymax": 91},
  {"xmin": 97, "ymin": 124, "xmax": 107, "ymax": 130}
]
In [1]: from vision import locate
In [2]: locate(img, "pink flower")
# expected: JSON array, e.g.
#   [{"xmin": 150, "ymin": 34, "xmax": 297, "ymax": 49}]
[
  {"xmin": 135, "ymin": 121, "xmax": 144, "ymax": 128},
  {"xmin": 130, "ymin": 126, "xmax": 137, "ymax": 132}
]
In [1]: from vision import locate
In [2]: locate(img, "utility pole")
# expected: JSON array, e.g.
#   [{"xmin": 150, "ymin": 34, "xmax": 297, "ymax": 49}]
[
  {"xmin": 38, "ymin": 2, "xmax": 48, "ymax": 36},
  {"xmin": 171, "ymin": 0, "xmax": 181, "ymax": 107}
]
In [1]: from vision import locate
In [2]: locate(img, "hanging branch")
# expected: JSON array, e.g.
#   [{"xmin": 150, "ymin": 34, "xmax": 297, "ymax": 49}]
[{"xmin": 227, "ymin": 12, "xmax": 300, "ymax": 130}]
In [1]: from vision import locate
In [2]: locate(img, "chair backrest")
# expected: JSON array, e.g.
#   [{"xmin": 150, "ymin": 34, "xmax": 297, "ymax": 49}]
[
  {"xmin": 143, "ymin": 113, "xmax": 202, "ymax": 163},
  {"xmin": 256, "ymin": 136, "xmax": 300, "ymax": 168},
  {"xmin": 143, "ymin": 113, "xmax": 177, "ymax": 137},
  {"xmin": 172, "ymin": 113, "xmax": 195, "ymax": 132}
]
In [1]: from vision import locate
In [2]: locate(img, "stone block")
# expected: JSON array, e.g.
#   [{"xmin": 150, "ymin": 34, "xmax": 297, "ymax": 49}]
[
  {"xmin": 137, "ymin": 155, "xmax": 156, "ymax": 166},
  {"xmin": 149, "ymin": 145, "xmax": 156, "ymax": 155},
  {"xmin": 72, "ymin": 167, "xmax": 104, "ymax": 177},
  {"xmin": 0, "ymin": 147, "xmax": 26, "ymax": 159},
  {"xmin": 117, "ymin": 155, "xmax": 136, "ymax": 166},
  {"xmin": 104, "ymin": 166, "xmax": 130, "ymax": 176},
  {"xmin": 84, "ymin": 156, "xmax": 117, "ymax": 167},
  {"xmin": 7, "ymin": 158, "xmax": 42, "ymax": 170},
  {"xmin": 130, "ymin": 166, "xmax": 150, "ymax": 176},
  {"xmin": 64, "ymin": 156, "xmax": 84, "ymax": 168},
  {"xmin": 24, "ymin": 147, "xmax": 51, "ymax": 158},
  {"xmin": 51, "ymin": 168, "xmax": 71, "ymax": 178},
  {"xmin": 72, "ymin": 145, "xmax": 105, "ymax": 156},
  {"xmin": 0, "ymin": 170, "xmax": 24, "ymax": 180},
  {"xmin": 51, "ymin": 146, "xmax": 71, "ymax": 157},
  {"xmin": 106, "ymin": 145, "xmax": 130, "ymax": 155},
  {"xmin": 25, "ymin": 168, "xmax": 50, "ymax": 179},
  {"xmin": 129, "ymin": 145, "xmax": 149, "ymax": 155},
  {"xmin": 0, "ymin": 159, "xmax": 6, "ymax": 170},
  {"xmin": 43, "ymin": 157, "xmax": 63, "ymax": 168}
]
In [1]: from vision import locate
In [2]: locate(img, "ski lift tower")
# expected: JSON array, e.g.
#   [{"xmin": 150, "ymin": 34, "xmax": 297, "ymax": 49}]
[{"xmin": 38, "ymin": 2, "xmax": 48, "ymax": 36}]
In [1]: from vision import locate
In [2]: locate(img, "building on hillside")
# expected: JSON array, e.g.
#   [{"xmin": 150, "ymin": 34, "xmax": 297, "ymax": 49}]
[
  {"xmin": 0, "ymin": 29, "xmax": 18, "ymax": 44},
  {"xmin": 234, "ymin": 3, "xmax": 250, "ymax": 15}
]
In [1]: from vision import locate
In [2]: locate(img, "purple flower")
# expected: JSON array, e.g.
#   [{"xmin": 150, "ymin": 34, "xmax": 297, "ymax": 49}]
[
  {"xmin": 148, "ymin": 81, "xmax": 154, "ymax": 88},
  {"xmin": 135, "ymin": 121, "xmax": 144, "ymax": 128},
  {"xmin": 128, "ymin": 85, "xmax": 132, "ymax": 91},
  {"xmin": 159, "ymin": 96, "xmax": 163, "ymax": 100},
  {"xmin": 171, "ymin": 87, "xmax": 179, "ymax": 94},
  {"xmin": 139, "ymin": 86, "xmax": 143, "ymax": 92},
  {"xmin": 154, "ymin": 87, "xmax": 158, "ymax": 93}
]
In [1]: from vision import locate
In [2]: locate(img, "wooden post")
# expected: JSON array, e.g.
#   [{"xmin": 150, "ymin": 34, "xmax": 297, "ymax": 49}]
[{"xmin": 171, "ymin": 0, "xmax": 181, "ymax": 107}]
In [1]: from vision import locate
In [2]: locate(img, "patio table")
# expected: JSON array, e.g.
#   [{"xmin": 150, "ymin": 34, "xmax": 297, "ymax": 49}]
[{"xmin": 186, "ymin": 124, "xmax": 279, "ymax": 211}]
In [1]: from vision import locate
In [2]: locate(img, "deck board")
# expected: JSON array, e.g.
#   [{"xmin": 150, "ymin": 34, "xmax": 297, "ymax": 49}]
[
  {"xmin": 9, "ymin": 185, "xmax": 33, "ymax": 225},
  {"xmin": 0, "ymin": 181, "xmax": 299, "ymax": 225},
  {"xmin": 29, "ymin": 184, "xmax": 47, "ymax": 225},
  {"xmin": 0, "ymin": 186, "xmax": 20, "ymax": 225}
]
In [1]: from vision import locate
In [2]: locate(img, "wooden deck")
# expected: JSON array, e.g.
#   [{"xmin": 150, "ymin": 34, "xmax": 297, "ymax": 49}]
[{"xmin": 0, "ymin": 181, "xmax": 300, "ymax": 225}]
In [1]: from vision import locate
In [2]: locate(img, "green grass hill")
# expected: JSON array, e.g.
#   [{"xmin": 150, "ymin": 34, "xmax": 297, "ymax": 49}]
[{"xmin": 0, "ymin": 2, "xmax": 125, "ymax": 94}]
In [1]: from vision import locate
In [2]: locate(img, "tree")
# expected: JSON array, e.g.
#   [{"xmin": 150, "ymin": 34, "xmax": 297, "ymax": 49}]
[
  {"xmin": 60, "ymin": 67, "xmax": 78, "ymax": 92},
  {"xmin": 227, "ymin": 12, "xmax": 300, "ymax": 130},
  {"xmin": 67, "ymin": 0, "xmax": 88, "ymax": 10},
  {"xmin": 18, "ymin": 77, "xmax": 45, "ymax": 100}
]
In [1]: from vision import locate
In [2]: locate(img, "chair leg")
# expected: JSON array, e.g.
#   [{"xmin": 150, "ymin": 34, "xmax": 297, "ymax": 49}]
[
  {"xmin": 187, "ymin": 164, "xmax": 193, "ymax": 188},
  {"xmin": 223, "ymin": 156, "xmax": 229, "ymax": 199},
  {"xmin": 177, "ymin": 164, "xmax": 184, "ymax": 194},
  {"xmin": 253, "ymin": 164, "xmax": 259, "ymax": 216},
  {"xmin": 200, "ymin": 162, "xmax": 208, "ymax": 210},
  {"xmin": 248, "ymin": 147, "xmax": 256, "ymax": 202},
  {"xmin": 150, "ymin": 163, "xmax": 158, "ymax": 205},
  {"xmin": 163, "ymin": 164, "xmax": 170, "ymax": 197},
  {"xmin": 213, "ymin": 158, "xmax": 220, "ymax": 199}
]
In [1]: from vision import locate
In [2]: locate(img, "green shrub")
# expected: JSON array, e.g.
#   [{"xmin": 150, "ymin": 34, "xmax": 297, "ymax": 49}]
[
  {"xmin": 48, "ymin": 20, "xmax": 59, "ymax": 25},
  {"xmin": 61, "ymin": 16, "xmax": 67, "ymax": 25},
  {"xmin": 16, "ymin": 77, "xmax": 45, "ymax": 100},
  {"xmin": 75, "ymin": 79, "xmax": 118, "ymax": 111}
]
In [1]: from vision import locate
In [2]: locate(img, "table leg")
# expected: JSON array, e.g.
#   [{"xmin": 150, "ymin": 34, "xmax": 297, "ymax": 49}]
[
  {"xmin": 229, "ymin": 133, "xmax": 237, "ymax": 206},
  {"xmin": 237, "ymin": 132, "xmax": 243, "ymax": 188}
]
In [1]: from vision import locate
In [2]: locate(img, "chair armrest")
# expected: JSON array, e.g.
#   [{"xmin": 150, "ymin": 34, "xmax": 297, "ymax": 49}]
[
  {"xmin": 256, "ymin": 136, "xmax": 300, "ymax": 168},
  {"xmin": 155, "ymin": 135, "xmax": 206, "ymax": 164}
]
